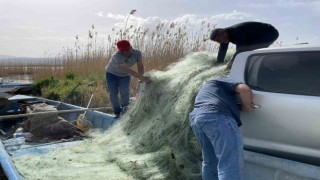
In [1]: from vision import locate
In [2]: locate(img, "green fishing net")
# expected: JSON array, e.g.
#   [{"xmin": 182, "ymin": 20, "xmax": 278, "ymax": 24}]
[{"xmin": 13, "ymin": 51, "xmax": 232, "ymax": 180}]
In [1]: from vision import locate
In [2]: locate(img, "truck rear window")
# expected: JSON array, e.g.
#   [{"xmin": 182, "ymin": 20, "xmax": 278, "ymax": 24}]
[{"xmin": 245, "ymin": 51, "xmax": 320, "ymax": 96}]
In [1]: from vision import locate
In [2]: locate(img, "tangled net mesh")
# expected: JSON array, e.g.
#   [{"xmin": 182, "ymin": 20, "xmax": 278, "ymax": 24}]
[{"xmin": 13, "ymin": 51, "xmax": 232, "ymax": 180}]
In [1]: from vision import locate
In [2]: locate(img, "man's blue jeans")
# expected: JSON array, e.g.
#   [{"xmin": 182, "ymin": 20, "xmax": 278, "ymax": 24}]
[
  {"xmin": 106, "ymin": 72, "xmax": 131, "ymax": 114},
  {"xmin": 189, "ymin": 109, "xmax": 244, "ymax": 180}
]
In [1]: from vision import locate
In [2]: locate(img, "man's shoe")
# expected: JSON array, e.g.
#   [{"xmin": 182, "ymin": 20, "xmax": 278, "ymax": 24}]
[{"xmin": 114, "ymin": 113, "xmax": 120, "ymax": 118}]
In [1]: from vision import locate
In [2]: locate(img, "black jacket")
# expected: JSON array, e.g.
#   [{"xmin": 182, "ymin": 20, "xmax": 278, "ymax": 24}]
[{"xmin": 217, "ymin": 22, "xmax": 279, "ymax": 64}]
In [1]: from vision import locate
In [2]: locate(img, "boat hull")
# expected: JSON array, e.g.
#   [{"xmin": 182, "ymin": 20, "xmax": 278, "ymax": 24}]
[{"xmin": 0, "ymin": 95, "xmax": 116, "ymax": 180}]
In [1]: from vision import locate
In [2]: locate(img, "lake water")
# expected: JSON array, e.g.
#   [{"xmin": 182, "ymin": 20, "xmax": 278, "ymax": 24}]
[{"xmin": 1, "ymin": 74, "xmax": 33, "ymax": 82}]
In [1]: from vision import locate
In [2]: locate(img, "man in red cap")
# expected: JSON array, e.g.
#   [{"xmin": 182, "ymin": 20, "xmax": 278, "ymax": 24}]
[{"xmin": 105, "ymin": 40, "xmax": 151, "ymax": 118}]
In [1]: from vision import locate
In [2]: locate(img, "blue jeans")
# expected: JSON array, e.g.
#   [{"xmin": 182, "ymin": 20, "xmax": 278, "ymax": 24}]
[
  {"xmin": 106, "ymin": 72, "xmax": 131, "ymax": 114},
  {"xmin": 189, "ymin": 109, "xmax": 244, "ymax": 180}
]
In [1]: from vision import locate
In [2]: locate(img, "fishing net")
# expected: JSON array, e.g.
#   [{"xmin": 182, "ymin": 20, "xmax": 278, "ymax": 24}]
[{"xmin": 12, "ymin": 51, "xmax": 232, "ymax": 180}]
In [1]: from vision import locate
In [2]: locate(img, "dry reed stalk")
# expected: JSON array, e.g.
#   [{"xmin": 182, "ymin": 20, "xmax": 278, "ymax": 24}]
[{"xmin": 0, "ymin": 21, "xmax": 219, "ymax": 107}]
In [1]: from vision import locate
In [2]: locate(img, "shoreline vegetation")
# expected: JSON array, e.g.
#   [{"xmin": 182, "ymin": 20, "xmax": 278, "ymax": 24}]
[
  {"xmin": 1, "ymin": 18, "xmax": 220, "ymax": 108},
  {"xmin": 1, "ymin": 10, "xmax": 282, "ymax": 108}
]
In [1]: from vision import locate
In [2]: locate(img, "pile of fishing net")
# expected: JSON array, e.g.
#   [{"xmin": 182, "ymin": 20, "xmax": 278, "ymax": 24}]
[
  {"xmin": 121, "ymin": 52, "xmax": 229, "ymax": 179},
  {"xmin": 13, "ymin": 51, "xmax": 232, "ymax": 180}
]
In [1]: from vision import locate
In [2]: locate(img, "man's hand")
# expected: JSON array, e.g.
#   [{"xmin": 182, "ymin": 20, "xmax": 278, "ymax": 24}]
[
  {"xmin": 235, "ymin": 84, "xmax": 253, "ymax": 112},
  {"xmin": 118, "ymin": 63, "xmax": 152, "ymax": 84},
  {"xmin": 140, "ymin": 75, "xmax": 152, "ymax": 84},
  {"xmin": 118, "ymin": 63, "xmax": 151, "ymax": 83}
]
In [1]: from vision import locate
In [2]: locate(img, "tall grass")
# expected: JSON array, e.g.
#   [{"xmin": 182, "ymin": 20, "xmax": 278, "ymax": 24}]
[
  {"xmin": 0, "ymin": 19, "xmax": 220, "ymax": 108},
  {"xmin": 1, "ymin": 19, "xmax": 218, "ymax": 78},
  {"xmin": 0, "ymin": 17, "xmax": 283, "ymax": 108}
]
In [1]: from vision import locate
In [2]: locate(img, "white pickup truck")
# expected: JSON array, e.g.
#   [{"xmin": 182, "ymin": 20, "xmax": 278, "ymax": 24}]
[{"xmin": 228, "ymin": 44, "xmax": 320, "ymax": 180}]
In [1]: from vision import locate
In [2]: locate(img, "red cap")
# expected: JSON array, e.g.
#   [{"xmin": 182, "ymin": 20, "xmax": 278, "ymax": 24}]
[{"xmin": 116, "ymin": 40, "xmax": 131, "ymax": 51}]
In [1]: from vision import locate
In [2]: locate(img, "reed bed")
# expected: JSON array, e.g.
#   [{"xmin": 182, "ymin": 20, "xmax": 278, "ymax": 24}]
[
  {"xmin": 0, "ymin": 20, "xmax": 219, "ymax": 108},
  {"xmin": 1, "ymin": 20, "xmax": 218, "ymax": 78}
]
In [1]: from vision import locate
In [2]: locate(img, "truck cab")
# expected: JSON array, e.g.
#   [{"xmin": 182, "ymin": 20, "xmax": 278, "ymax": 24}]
[{"xmin": 228, "ymin": 44, "xmax": 320, "ymax": 166}]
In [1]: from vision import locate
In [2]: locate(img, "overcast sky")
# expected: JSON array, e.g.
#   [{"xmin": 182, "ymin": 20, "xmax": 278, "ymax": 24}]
[{"xmin": 0, "ymin": 0, "xmax": 319, "ymax": 57}]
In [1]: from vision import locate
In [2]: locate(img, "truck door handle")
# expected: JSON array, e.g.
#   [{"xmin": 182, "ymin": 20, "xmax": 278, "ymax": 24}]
[{"xmin": 253, "ymin": 104, "xmax": 261, "ymax": 109}]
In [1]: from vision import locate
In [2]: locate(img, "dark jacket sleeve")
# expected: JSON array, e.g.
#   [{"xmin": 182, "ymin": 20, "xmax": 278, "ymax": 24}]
[{"xmin": 216, "ymin": 43, "xmax": 229, "ymax": 64}]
